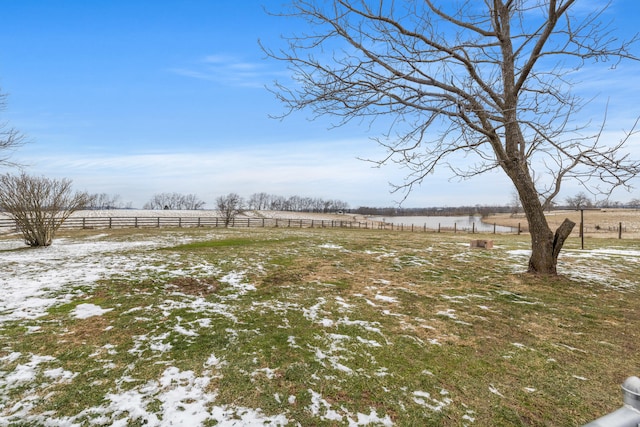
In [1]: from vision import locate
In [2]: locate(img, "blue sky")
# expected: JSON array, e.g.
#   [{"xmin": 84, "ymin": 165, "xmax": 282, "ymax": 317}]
[{"xmin": 0, "ymin": 0, "xmax": 639, "ymax": 209}]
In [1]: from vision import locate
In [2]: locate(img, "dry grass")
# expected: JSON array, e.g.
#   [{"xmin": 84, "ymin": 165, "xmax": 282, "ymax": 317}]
[
  {"xmin": 0, "ymin": 227, "xmax": 638, "ymax": 425},
  {"xmin": 486, "ymin": 208, "xmax": 640, "ymax": 238}
]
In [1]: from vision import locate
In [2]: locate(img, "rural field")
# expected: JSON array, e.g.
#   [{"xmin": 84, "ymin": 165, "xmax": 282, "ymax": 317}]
[
  {"xmin": 0, "ymin": 219, "xmax": 639, "ymax": 425},
  {"xmin": 486, "ymin": 209, "xmax": 640, "ymax": 238}
]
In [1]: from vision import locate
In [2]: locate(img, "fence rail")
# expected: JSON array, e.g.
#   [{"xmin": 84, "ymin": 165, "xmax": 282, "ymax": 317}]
[
  {"xmin": 0, "ymin": 215, "xmax": 521, "ymax": 234},
  {"xmin": 0, "ymin": 215, "xmax": 633, "ymax": 237}
]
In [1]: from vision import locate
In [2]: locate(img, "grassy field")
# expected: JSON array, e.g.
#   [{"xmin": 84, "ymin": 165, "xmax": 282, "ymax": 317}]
[{"xmin": 0, "ymin": 226, "xmax": 638, "ymax": 425}]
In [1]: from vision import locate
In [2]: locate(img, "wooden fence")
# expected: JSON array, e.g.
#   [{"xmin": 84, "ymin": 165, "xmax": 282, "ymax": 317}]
[
  {"xmin": 2, "ymin": 216, "xmax": 637, "ymax": 238},
  {"xmin": 0, "ymin": 215, "xmax": 519, "ymax": 234},
  {"xmin": 0, "ymin": 216, "xmax": 381, "ymax": 232}
]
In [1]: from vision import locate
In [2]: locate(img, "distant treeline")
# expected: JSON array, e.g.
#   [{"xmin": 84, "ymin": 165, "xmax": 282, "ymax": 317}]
[
  {"xmin": 86, "ymin": 190, "xmax": 640, "ymax": 214},
  {"xmin": 246, "ymin": 192, "xmax": 349, "ymax": 213}
]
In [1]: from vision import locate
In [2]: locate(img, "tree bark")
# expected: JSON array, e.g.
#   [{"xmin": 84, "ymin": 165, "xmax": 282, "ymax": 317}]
[
  {"xmin": 527, "ymin": 217, "xmax": 575, "ymax": 275},
  {"xmin": 551, "ymin": 218, "xmax": 576, "ymax": 266},
  {"xmin": 505, "ymin": 153, "xmax": 575, "ymax": 275}
]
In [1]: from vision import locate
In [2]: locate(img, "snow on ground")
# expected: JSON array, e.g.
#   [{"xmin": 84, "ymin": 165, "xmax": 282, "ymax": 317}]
[
  {"xmin": 71, "ymin": 303, "xmax": 113, "ymax": 319},
  {"xmin": 0, "ymin": 234, "xmax": 209, "ymax": 324},
  {"xmin": 0, "ymin": 230, "xmax": 407, "ymax": 425},
  {"xmin": 506, "ymin": 247, "xmax": 640, "ymax": 287},
  {"xmin": 0, "ymin": 228, "xmax": 637, "ymax": 425}
]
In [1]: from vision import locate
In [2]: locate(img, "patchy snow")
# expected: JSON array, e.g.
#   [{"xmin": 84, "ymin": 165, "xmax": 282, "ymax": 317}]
[
  {"xmin": 374, "ymin": 294, "xmax": 398, "ymax": 303},
  {"xmin": 0, "ymin": 226, "xmax": 636, "ymax": 425},
  {"xmin": 72, "ymin": 303, "xmax": 114, "ymax": 319},
  {"xmin": 489, "ymin": 385, "xmax": 505, "ymax": 397},
  {"xmin": 3, "ymin": 354, "xmax": 55, "ymax": 387},
  {"xmin": 319, "ymin": 243, "xmax": 344, "ymax": 250},
  {"xmin": 0, "ymin": 237, "xmax": 175, "ymax": 324}
]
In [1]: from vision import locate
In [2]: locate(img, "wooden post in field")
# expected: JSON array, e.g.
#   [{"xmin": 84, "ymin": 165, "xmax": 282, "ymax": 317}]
[
  {"xmin": 493, "ymin": 223, "xmax": 496, "ymax": 234},
  {"xmin": 619, "ymin": 222, "xmax": 622, "ymax": 239},
  {"xmin": 580, "ymin": 209, "xmax": 584, "ymax": 250},
  {"xmin": 472, "ymin": 222, "xmax": 475, "ymax": 234},
  {"xmin": 454, "ymin": 223, "xmax": 457, "ymax": 233}
]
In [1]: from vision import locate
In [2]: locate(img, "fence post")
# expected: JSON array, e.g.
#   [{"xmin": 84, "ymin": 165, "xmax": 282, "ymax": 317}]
[
  {"xmin": 472, "ymin": 223, "xmax": 475, "ymax": 234},
  {"xmin": 157, "ymin": 217, "xmax": 160, "ymax": 228},
  {"xmin": 493, "ymin": 223, "xmax": 496, "ymax": 234},
  {"xmin": 135, "ymin": 217, "xmax": 138, "ymax": 228},
  {"xmin": 454, "ymin": 223, "xmax": 457, "ymax": 234},
  {"xmin": 518, "ymin": 223, "xmax": 521, "ymax": 235},
  {"xmin": 82, "ymin": 218, "xmax": 86, "ymax": 229},
  {"xmin": 109, "ymin": 217, "xmax": 112, "ymax": 229},
  {"xmin": 619, "ymin": 222, "xmax": 622, "ymax": 239}
]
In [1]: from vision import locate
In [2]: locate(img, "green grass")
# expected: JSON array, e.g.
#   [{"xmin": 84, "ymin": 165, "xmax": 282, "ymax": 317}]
[{"xmin": 0, "ymin": 227, "xmax": 638, "ymax": 425}]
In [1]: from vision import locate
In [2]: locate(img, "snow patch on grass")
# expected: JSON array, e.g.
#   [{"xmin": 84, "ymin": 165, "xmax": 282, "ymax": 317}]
[{"xmin": 71, "ymin": 303, "xmax": 113, "ymax": 319}]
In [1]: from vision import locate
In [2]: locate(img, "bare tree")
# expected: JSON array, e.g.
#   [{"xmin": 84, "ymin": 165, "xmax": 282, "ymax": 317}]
[
  {"xmin": 265, "ymin": 0, "xmax": 640, "ymax": 274},
  {"xmin": 88, "ymin": 193, "xmax": 128, "ymax": 210},
  {"xmin": 0, "ymin": 173, "xmax": 93, "ymax": 247},
  {"xmin": 0, "ymin": 91, "xmax": 26, "ymax": 167},
  {"xmin": 248, "ymin": 192, "xmax": 271, "ymax": 210},
  {"xmin": 143, "ymin": 192, "xmax": 205, "ymax": 210},
  {"xmin": 628, "ymin": 198, "xmax": 640, "ymax": 209},
  {"xmin": 510, "ymin": 191, "xmax": 522, "ymax": 217},
  {"xmin": 216, "ymin": 193, "xmax": 244, "ymax": 226},
  {"xmin": 181, "ymin": 193, "xmax": 206, "ymax": 210},
  {"xmin": 565, "ymin": 192, "xmax": 593, "ymax": 209}
]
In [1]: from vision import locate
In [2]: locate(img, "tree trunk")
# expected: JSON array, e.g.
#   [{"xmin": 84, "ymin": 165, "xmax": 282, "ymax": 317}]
[
  {"xmin": 527, "ymin": 215, "xmax": 575, "ymax": 275},
  {"xmin": 506, "ymin": 156, "xmax": 576, "ymax": 275}
]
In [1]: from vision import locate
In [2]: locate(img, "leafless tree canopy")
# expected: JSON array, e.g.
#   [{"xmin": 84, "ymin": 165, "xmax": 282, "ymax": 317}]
[
  {"xmin": 0, "ymin": 92, "xmax": 26, "ymax": 167},
  {"xmin": 0, "ymin": 173, "xmax": 93, "ymax": 246},
  {"xmin": 247, "ymin": 192, "xmax": 349, "ymax": 212},
  {"xmin": 87, "ymin": 193, "xmax": 131, "ymax": 210},
  {"xmin": 216, "ymin": 193, "xmax": 245, "ymax": 226},
  {"xmin": 565, "ymin": 191, "xmax": 593, "ymax": 209},
  {"xmin": 265, "ymin": 0, "xmax": 640, "ymax": 274},
  {"xmin": 143, "ymin": 192, "xmax": 206, "ymax": 210}
]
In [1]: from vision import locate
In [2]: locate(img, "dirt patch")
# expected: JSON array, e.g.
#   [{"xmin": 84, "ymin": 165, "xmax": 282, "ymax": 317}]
[{"xmin": 166, "ymin": 276, "xmax": 220, "ymax": 296}]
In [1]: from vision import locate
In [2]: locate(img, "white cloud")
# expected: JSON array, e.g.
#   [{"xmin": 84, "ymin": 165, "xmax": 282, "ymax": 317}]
[{"xmin": 169, "ymin": 53, "xmax": 278, "ymax": 88}]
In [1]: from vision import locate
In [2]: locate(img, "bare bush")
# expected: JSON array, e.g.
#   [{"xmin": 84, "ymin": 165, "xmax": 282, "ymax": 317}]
[
  {"xmin": 216, "ymin": 193, "xmax": 244, "ymax": 226},
  {"xmin": 0, "ymin": 173, "xmax": 93, "ymax": 246}
]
